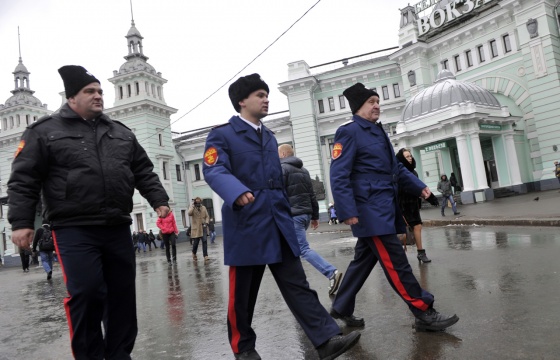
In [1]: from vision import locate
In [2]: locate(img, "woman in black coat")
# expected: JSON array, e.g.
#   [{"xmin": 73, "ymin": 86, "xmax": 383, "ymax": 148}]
[{"xmin": 396, "ymin": 148, "xmax": 436, "ymax": 263}]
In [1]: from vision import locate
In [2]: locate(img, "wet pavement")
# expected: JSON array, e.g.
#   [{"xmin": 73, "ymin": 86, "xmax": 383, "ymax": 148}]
[{"xmin": 1, "ymin": 225, "xmax": 560, "ymax": 360}]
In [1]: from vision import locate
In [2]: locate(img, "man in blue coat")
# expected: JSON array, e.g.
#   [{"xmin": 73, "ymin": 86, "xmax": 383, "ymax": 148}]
[
  {"xmin": 202, "ymin": 74, "xmax": 360, "ymax": 360},
  {"xmin": 329, "ymin": 82, "xmax": 459, "ymax": 332}
]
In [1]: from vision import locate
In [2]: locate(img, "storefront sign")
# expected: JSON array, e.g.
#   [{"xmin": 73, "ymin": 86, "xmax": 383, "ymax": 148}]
[
  {"xmin": 479, "ymin": 124, "xmax": 502, "ymax": 131},
  {"xmin": 424, "ymin": 142, "xmax": 447, "ymax": 152},
  {"xmin": 415, "ymin": 0, "xmax": 495, "ymax": 36}
]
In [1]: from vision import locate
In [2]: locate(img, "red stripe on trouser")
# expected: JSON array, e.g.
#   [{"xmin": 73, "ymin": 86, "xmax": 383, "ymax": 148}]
[
  {"xmin": 228, "ymin": 267, "xmax": 240, "ymax": 353},
  {"xmin": 52, "ymin": 231, "xmax": 76, "ymax": 358},
  {"xmin": 372, "ymin": 236, "xmax": 429, "ymax": 312}
]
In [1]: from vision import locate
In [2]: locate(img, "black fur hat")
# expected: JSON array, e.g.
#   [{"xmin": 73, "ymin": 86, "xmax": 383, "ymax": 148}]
[
  {"xmin": 343, "ymin": 82, "xmax": 379, "ymax": 114},
  {"xmin": 228, "ymin": 73, "xmax": 269, "ymax": 112},
  {"xmin": 58, "ymin": 65, "xmax": 100, "ymax": 99}
]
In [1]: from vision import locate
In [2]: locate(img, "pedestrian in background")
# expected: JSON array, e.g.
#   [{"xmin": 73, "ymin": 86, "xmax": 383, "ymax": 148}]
[
  {"xmin": 328, "ymin": 203, "xmax": 338, "ymax": 225},
  {"xmin": 188, "ymin": 197, "xmax": 209, "ymax": 261},
  {"xmin": 157, "ymin": 209, "xmax": 179, "ymax": 265},
  {"xmin": 148, "ymin": 229, "xmax": 158, "ymax": 250},
  {"xmin": 7, "ymin": 65, "xmax": 170, "ymax": 359},
  {"xmin": 396, "ymin": 148, "xmax": 439, "ymax": 263},
  {"xmin": 437, "ymin": 174, "xmax": 460, "ymax": 217},
  {"xmin": 554, "ymin": 161, "xmax": 560, "ymax": 184},
  {"xmin": 203, "ymin": 73, "xmax": 360, "ymax": 360},
  {"xmin": 279, "ymin": 143, "xmax": 343, "ymax": 295},
  {"xmin": 137, "ymin": 230, "xmax": 148, "ymax": 252},
  {"xmin": 19, "ymin": 248, "xmax": 30, "ymax": 273},
  {"xmin": 449, "ymin": 172, "xmax": 460, "ymax": 194},
  {"xmin": 329, "ymin": 82, "xmax": 458, "ymax": 332},
  {"xmin": 208, "ymin": 218, "xmax": 216, "ymax": 244},
  {"xmin": 32, "ymin": 223, "xmax": 55, "ymax": 280}
]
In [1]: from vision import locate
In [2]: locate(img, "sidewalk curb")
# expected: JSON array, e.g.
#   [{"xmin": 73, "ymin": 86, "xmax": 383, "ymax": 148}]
[{"xmin": 422, "ymin": 219, "xmax": 560, "ymax": 227}]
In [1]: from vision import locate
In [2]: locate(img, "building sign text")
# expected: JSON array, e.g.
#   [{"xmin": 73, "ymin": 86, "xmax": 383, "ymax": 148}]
[
  {"xmin": 424, "ymin": 142, "xmax": 447, "ymax": 152},
  {"xmin": 415, "ymin": 0, "xmax": 495, "ymax": 36}
]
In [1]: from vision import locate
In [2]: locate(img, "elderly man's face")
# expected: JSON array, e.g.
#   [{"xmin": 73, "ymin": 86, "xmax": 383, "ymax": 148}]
[{"xmin": 356, "ymin": 95, "xmax": 380, "ymax": 122}]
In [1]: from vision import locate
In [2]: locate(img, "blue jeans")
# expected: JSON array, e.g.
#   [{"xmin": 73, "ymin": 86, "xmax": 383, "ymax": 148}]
[
  {"xmin": 210, "ymin": 231, "xmax": 216, "ymax": 243},
  {"xmin": 293, "ymin": 214, "xmax": 336, "ymax": 279},
  {"xmin": 40, "ymin": 251, "xmax": 54, "ymax": 273},
  {"xmin": 441, "ymin": 194, "xmax": 458, "ymax": 214},
  {"xmin": 137, "ymin": 242, "xmax": 147, "ymax": 252}
]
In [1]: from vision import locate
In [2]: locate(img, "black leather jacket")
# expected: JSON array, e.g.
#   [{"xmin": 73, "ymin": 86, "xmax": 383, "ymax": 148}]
[
  {"xmin": 280, "ymin": 156, "xmax": 319, "ymax": 219},
  {"xmin": 7, "ymin": 104, "xmax": 169, "ymax": 230}
]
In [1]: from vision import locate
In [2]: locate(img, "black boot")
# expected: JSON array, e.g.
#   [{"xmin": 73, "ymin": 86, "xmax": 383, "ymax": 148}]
[
  {"xmin": 415, "ymin": 308, "xmax": 459, "ymax": 331},
  {"xmin": 317, "ymin": 331, "xmax": 361, "ymax": 360},
  {"xmin": 417, "ymin": 249, "xmax": 431, "ymax": 263}
]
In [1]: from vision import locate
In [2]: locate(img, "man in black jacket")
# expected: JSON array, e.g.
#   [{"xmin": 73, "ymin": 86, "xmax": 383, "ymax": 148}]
[
  {"xmin": 278, "ymin": 144, "xmax": 342, "ymax": 296},
  {"xmin": 8, "ymin": 65, "xmax": 170, "ymax": 360}
]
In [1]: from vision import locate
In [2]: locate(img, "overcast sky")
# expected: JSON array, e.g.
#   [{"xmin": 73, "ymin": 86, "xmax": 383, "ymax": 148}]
[{"xmin": 0, "ymin": 0, "xmax": 413, "ymax": 133}]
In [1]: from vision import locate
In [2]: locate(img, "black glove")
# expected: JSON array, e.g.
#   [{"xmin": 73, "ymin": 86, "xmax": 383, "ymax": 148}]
[{"xmin": 426, "ymin": 193, "xmax": 439, "ymax": 207}]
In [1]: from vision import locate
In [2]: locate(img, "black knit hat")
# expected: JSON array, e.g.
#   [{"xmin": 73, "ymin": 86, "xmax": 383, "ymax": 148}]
[
  {"xmin": 228, "ymin": 73, "xmax": 269, "ymax": 112},
  {"xmin": 58, "ymin": 65, "xmax": 100, "ymax": 99},
  {"xmin": 343, "ymin": 82, "xmax": 379, "ymax": 114}
]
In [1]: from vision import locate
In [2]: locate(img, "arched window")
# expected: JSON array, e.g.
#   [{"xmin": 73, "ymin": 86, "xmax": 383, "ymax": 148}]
[
  {"xmin": 9, "ymin": 116, "xmax": 14, "ymax": 128},
  {"xmin": 127, "ymin": 84, "xmax": 132, "ymax": 97}
]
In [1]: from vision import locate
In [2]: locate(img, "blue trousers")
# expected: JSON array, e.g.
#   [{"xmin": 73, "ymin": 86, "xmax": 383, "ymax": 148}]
[
  {"xmin": 40, "ymin": 251, "xmax": 54, "ymax": 273},
  {"xmin": 53, "ymin": 225, "xmax": 137, "ymax": 360},
  {"xmin": 293, "ymin": 214, "xmax": 336, "ymax": 279},
  {"xmin": 227, "ymin": 238, "xmax": 340, "ymax": 354},
  {"xmin": 332, "ymin": 234, "xmax": 434, "ymax": 317}
]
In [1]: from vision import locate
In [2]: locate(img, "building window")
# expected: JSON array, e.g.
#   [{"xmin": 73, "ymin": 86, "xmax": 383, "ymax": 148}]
[
  {"xmin": 9, "ymin": 116, "xmax": 14, "ymax": 128},
  {"xmin": 328, "ymin": 97, "xmax": 335, "ymax": 111},
  {"xmin": 127, "ymin": 84, "xmax": 132, "ymax": 97},
  {"xmin": 442, "ymin": 59, "xmax": 449, "ymax": 70},
  {"xmin": 162, "ymin": 161, "xmax": 168, "ymax": 180},
  {"xmin": 135, "ymin": 82, "xmax": 140, "ymax": 95},
  {"xmin": 477, "ymin": 45, "xmax": 485, "ymax": 63},
  {"xmin": 181, "ymin": 210, "xmax": 187, "ymax": 228},
  {"xmin": 503, "ymin": 34, "xmax": 512, "ymax": 53},
  {"xmin": 465, "ymin": 50, "xmax": 473, "ymax": 67},
  {"xmin": 2, "ymin": 118, "xmax": 6, "ymax": 130},
  {"xmin": 119, "ymin": 86, "xmax": 123, "ymax": 99},
  {"xmin": 318, "ymin": 99, "xmax": 324, "ymax": 113},
  {"xmin": 33, "ymin": 116, "xmax": 37, "ymax": 122},
  {"xmin": 176, "ymin": 164, "xmax": 182, "ymax": 181},
  {"xmin": 490, "ymin": 39, "xmax": 498, "ymax": 58},
  {"xmin": 135, "ymin": 213, "xmax": 144, "ymax": 231},
  {"xmin": 157, "ymin": 86, "xmax": 162, "ymax": 99},
  {"xmin": 339, "ymin": 95, "xmax": 346, "ymax": 109},
  {"xmin": 382, "ymin": 86, "xmax": 389, "ymax": 100},
  {"xmin": 145, "ymin": 82, "xmax": 150, "ymax": 95},
  {"xmin": 194, "ymin": 164, "xmax": 201, "ymax": 181},
  {"xmin": 26, "ymin": 114, "xmax": 30, "ymax": 125},
  {"xmin": 454, "ymin": 55, "xmax": 462, "ymax": 72},
  {"xmin": 151, "ymin": 84, "xmax": 156, "ymax": 97},
  {"xmin": 16, "ymin": 115, "xmax": 20, "ymax": 127},
  {"xmin": 158, "ymin": 133, "xmax": 163, "ymax": 146},
  {"xmin": 393, "ymin": 84, "xmax": 400, "ymax": 98}
]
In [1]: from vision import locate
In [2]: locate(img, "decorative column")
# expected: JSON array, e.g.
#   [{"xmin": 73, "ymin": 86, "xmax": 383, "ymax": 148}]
[
  {"xmin": 456, "ymin": 135, "xmax": 474, "ymax": 191},
  {"xmin": 504, "ymin": 133, "xmax": 522, "ymax": 185},
  {"xmin": 469, "ymin": 132, "xmax": 489, "ymax": 189}
]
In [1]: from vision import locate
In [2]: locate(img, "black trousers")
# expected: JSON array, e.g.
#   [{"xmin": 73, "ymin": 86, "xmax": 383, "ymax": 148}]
[
  {"xmin": 162, "ymin": 233, "xmax": 177, "ymax": 261},
  {"xmin": 227, "ymin": 239, "xmax": 340, "ymax": 354},
  {"xmin": 19, "ymin": 250, "xmax": 30, "ymax": 270},
  {"xmin": 53, "ymin": 225, "xmax": 137, "ymax": 360},
  {"xmin": 332, "ymin": 234, "xmax": 434, "ymax": 317},
  {"xmin": 192, "ymin": 237, "xmax": 208, "ymax": 257}
]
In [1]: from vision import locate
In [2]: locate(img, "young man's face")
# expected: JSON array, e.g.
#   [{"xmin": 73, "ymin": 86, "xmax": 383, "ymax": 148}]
[
  {"xmin": 68, "ymin": 82, "xmax": 104, "ymax": 120},
  {"xmin": 355, "ymin": 95, "xmax": 380, "ymax": 122},
  {"xmin": 239, "ymin": 89, "xmax": 269, "ymax": 120}
]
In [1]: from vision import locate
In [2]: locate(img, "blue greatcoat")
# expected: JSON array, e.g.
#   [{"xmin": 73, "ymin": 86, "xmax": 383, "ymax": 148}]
[
  {"xmin": 330, "ymin": 115, "xmax": 427, "ymax": 237},
  {"xmin": 202, "ymin": 116, "xmax": 300, "ymax": 266}
]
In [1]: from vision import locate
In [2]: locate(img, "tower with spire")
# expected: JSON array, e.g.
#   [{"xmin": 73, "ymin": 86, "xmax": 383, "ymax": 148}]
[
  {"xmin": 105, "ymin": 10, "xmax": 187, "ymax": 233},
  {"xmin": 0, "ymin": 28, "xmax": 52, "ymax": 257}
]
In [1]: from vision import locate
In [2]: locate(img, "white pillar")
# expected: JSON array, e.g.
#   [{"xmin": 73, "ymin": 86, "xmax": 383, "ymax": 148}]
[
  {"xmin": 469, "ymin": 132, "xmax": 489, "ymax": 189},
  {"xmin": 504, "ymin": 133, "xmax": 522, "ymax": 185},
  {"xmin": 456, "ymin": 135, "xmax": 475, "ymax": 191},
  {"xmin": 212, "ymin": 190, "xmax": 223, "ymax": 223}
]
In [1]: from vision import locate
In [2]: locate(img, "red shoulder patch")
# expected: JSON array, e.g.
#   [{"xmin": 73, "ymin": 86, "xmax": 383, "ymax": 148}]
[
  {"xmin": 14, "ymin": 140, "xmax": 25, "ymax": 158},
  {"xmin": 332, "ymin": 143, "xmax": 343, "ymax": 160},
  {"xmin": 204, "ymin": 147, "xmax": 218, "ymax": 166}
]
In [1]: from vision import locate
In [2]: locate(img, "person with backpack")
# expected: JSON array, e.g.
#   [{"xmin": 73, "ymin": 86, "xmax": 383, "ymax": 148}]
[
  {"xmin": 32, "ymin": 223, "xmax": 55, "ymax": 280},
  {"xmin": 147, "ymin": 229, "xmax": 158, "ymax": 250}
]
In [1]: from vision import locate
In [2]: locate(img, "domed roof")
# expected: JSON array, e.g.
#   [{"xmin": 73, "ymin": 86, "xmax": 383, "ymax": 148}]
[
  {"xmin": 4, "ymin": 91, "xmax": 43, "ymax": 108},
  {"xmin": 119, "ymin": 58, "xmax": 155, "ymax": 74},
  {"xmin": 127, "ymin": 22, "xmax": 142, "ymax": 38},
  {"xmin": 401, "ymin": 69, "xmax": 501, "ymax": 122},
  {"xmin": 14, "ymin": 59, "xmax": 29, "ymax": 73}
]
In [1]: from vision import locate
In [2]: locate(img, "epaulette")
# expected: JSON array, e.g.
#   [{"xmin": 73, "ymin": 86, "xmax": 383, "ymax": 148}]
[
  {"xmin": 27, "ymin": 114, "xmax": 53, "ymax": 128},
  {"xmin": 211, "ymin": 122, "xmax": 230, "ymax": 130},
  {"xmin": 340, "ymin": 119, "xmax": 354, "ymax": 127},
  {"xmin": 113, "ymin": 120, "xmax": 131, "ymax": 130}
]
